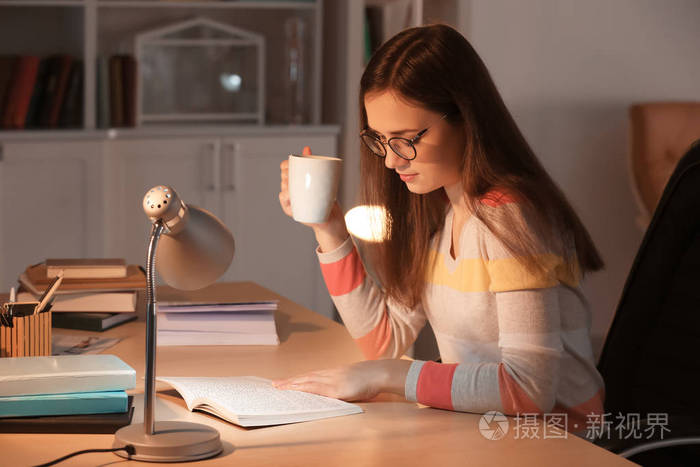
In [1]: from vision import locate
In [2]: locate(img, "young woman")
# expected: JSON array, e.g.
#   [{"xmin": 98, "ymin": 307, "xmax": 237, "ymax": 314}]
[{"xmin": 275, "ymin": 24, "xmax": 605, "ymax": 433}]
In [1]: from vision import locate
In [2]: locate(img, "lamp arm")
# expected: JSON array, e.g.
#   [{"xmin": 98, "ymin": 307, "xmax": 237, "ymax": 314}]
[{"xmin": 144, "ymin": 220, "xmax": 165, "ymax": 435}]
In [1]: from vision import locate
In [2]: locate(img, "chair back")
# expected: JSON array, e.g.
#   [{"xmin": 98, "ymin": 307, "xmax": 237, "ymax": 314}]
[{"xmin": 598, "ymin": 139, "xmax": 700, "ymax": 417}]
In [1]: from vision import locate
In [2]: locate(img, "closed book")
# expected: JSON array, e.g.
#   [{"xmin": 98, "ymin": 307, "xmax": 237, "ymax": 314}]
[
  {"xmin": 158, "ymin": 281, "xmax": 281, "ymax": 306},
  {"xmin": 21, "ymin": 263, "xmax": 146, "ymax": 294},
  {"xmin": 0, "ymin": 396, "xmax": 133, "ymax": 434},
  {"xmin": 0, "ymin": 390, "xmax": 128, "ymax": 418},
  {"xmin": 122, "ymin": 55, "xmax": 137, "ymax": 127},
  {"xmin": 42, "ymin": 54, "xmax": 73, "ymax": 128},
  {"xmin": 96, "ymin": 56, "xmax": 110, "ymax": 128},
  {"xmin": 0, "ymin": 55, "xmax": 17, "ymax": 122},
  {"xmin": 3, "ymin": 55, "xmax": 40, "ymax": 129},
  {"xmin": 157, "ymin": 330, "xmax": 279, "ymax": 346},
  {"xmin": 158, "ymin": 302, "xmax": 277, "ymax": 313},
  {"xmin": 109, "ymin": 55, "xmax": 124, "ymax": 127},
  {"xmin": 158, "ymin": 311, "xmax": 276, "ymax": 334},
  {"xmin": 17, "ymin": 290, "xmax": 136, "ymax": 313},
  {"xmin": 46, "ymin": 258, "xmax": 127, "ymax": 279},
  {"xmin": 52, "ymin": 312, "xmax": 137, "ymax": 332},
  {"xmin": 58, "ymin": 60, "xmax": 83, "ymax": 128},
  {"xmin": 0, "ymin": 354, "xmax": 135, "ymax": 397},
  {"xmin": 24, "ymin": 57, "xmax": 51, "ymax": 128}
]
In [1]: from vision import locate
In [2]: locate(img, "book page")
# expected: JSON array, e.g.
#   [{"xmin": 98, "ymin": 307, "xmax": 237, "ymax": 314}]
[{"xmin": 157, "ymin": 376, "xmax": 362, "ymax": 418}]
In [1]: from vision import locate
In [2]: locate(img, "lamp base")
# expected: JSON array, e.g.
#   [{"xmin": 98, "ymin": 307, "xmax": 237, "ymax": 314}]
[{"xmin": 113, "ymin": 420, "xmax": 223, "ymax": 462}]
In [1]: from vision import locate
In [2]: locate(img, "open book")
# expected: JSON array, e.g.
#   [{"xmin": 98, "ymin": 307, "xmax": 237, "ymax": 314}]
[{"xmin": 157, "ymin": 376, "xmax": 362, "ymax": 427}]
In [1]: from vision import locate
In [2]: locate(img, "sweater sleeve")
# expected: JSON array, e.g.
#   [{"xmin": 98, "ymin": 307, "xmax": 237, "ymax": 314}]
[
  {"xmin": 316, "ymin": 236, "xmax": 427, "ymax": 360},
  {"xmin": 405, "ymin": 202, "xmax": 569, "ymax": 415}
]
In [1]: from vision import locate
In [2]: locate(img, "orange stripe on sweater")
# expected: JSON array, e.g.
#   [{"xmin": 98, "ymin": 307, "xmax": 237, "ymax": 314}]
[
  {"xmin": 319, "ymin": 248, "xmax": 366, "ymax": 297},
  {"xmin": 416, "ymin": 361, "xmax": 458, "ymax": 410},
  {"xmin": 479, "ymin": 190, "xmax": 518, "ymax": 207},
  {"xmin": 355, "ymin": 311, "xmax": 392, "ymax": 360},
  {"xmin": 498, "ymin": 363, "xmax": 542, "ymax": 414}
]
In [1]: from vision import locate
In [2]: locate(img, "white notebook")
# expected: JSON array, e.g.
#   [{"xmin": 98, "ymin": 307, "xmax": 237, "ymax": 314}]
[
  {"xmin": 158, "ymin": 376, "xmax": 363, "ymax": 427},
  {"xmin": 0, "ymin": 354, "xmax": 136, "ymax": 397}
]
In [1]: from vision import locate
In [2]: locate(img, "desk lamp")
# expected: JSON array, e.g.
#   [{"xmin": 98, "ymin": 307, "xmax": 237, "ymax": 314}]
[{"xmin": 113, "ymin": 185, "xmax": 234, "ymax": 462}]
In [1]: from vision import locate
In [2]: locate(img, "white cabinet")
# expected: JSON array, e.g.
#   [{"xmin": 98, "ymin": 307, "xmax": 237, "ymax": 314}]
[
  {"xmin": 103, "ymin": 130, "xmax": 336, "ymax": 317},
  {"xmin": 103, "ymin": 137, "xmax": 222, "ymax": 268},
  {"xmin": 0, "ymin": 127, "xmax": 338, "ymax": 318},
  {"xmin": 0, "ymin": 140, "xmax": 105, "ymax": 290},
  {"xmin": 220, "ymin": 135, "xmax": 336, "ymax": 317}
]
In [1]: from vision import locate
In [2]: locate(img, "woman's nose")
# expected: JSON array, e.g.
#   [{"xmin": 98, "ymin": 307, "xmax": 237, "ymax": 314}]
[{"xmin": 384, "ymin": 150, "xmax": 409, "ymax": 171}]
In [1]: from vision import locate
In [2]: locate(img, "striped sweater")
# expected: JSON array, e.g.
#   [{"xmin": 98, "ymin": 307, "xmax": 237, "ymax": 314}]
[{"xmin": 316, "ymin": 196, "xmax": 604, "ymax": 432}]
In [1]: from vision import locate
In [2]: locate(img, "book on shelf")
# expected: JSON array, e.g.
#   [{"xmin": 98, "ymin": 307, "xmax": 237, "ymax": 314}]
[
  {"xmin": 158, "ymin": 376, "xmax": 363, "ymax": 428},
  {"xmin": 20, "ymin": 262, "xmax": 146, "ymax": 295},
  {"xmin": 0, "ymin": 396, "xmax": 134, "ymax": 434},
  {"xmin": 122, "ymin": 54, "xmax": 137, "ymax": 127},
  {"xmin": 17, "ymin": 290, "xmax": 136, "ymax": 313},
  {"xmin": 0, "ymin": 354, "xmax": 136, "ymax": 397},
  {"xmin": 2, "ymin": 55, "xmax": 40, "ymax": 129},
  {"xmin": 109, "ymin": 55, "xmax": 124, "ymax": 127},
  {"xmin": 58, "ymin": 59, "xmax": 84, "ymax": 128},
  {"xmin": 0, "ymin": 55, "xmax": 17, "ymax": 118},
  {"xmin": 52, "ymin": 312, "xmax": 137, "ymax": 332},
  {"xmin": 24, "ymin": 57, "xmax": 51, "ymax": 128},
  {"xmin": 97, "ymin": 55, "xmax": 110, "ymax": 128},
  {"xmin": 41, "ymin": 54, "xmax": 73, "ymax": 128},
  {"xmin": 0, "ymin": 390, "xmax": 128, "ymax": 418},
  {"xmin": 46, "ymin": 258, "xmax": 128, "ymax": 279}
]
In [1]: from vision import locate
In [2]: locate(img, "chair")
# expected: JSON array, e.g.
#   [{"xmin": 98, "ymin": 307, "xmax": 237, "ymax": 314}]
[
  {"xmin": 595, "ymin": 138, "xmax": 700, "ymax": 465},
  {"xmin": 628, "ymin": 102, "xmax": 700, "ymax": 225}
]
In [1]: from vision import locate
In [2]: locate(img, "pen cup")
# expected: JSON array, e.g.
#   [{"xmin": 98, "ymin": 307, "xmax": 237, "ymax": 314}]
[{"xmin": 0, "ymin": 303, "xmax": 52, "ymax": 358}]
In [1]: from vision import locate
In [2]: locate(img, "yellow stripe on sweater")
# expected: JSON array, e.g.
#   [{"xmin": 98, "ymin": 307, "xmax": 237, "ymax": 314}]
[{"xmin": 427, "ymin": 250, "xmax": 580, "ymax": 292}]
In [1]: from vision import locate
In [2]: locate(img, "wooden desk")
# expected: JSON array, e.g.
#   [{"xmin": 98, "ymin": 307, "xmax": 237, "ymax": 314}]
[{"xmin": 1, "ymin": 282, "xmax": 636, "ymax": 466}]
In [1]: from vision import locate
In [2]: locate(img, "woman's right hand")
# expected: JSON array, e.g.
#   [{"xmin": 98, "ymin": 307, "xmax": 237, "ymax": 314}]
[{"xmin": 279, "ymin": 146, "xmax": 349, "ymax": 252}]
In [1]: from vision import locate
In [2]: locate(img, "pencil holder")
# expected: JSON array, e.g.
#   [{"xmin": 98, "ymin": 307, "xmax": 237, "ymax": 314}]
[{"xmin": 0, "ymin": 303, "xmax": 52, "ymax": 357}]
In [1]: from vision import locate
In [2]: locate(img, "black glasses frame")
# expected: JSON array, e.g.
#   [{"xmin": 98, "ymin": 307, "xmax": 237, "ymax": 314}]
[{"xmin": 359, "ymin": 113, "xmax": 450, "ymax": 161}]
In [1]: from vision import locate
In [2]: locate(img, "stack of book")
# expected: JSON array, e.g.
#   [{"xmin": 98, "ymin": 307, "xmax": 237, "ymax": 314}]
[
  {"xmin": 0, "ymin": 355, "xmax": 135, "ymax": 433},
  {"xmin": 17, "ymin": 259, "xmax": 146, "ymax": 332},
  {"xmin": 157, "ymin": 282, "xmax": 280, "ymax": 346}
]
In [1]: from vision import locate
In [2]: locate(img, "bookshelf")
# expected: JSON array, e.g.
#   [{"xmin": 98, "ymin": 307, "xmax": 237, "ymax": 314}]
[{"xmin": 0, "ymin": 0, "xmax": 323, "ymax": 131}]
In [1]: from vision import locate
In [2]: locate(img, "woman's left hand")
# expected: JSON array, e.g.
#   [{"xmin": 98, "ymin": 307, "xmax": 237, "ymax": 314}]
[{"xmin": 272, "ymin": 359, "xmax": 412, "ymax": 401}]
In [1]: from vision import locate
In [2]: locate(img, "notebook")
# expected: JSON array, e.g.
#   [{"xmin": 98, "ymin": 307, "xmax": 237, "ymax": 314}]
[
  {"xmin": 0, "ymin": 396, "xmax": 134, "ymax": 434},
  {"xmin": 0, "ymin": 354, "xmax": 136, "ymax": 397},
  {"xmin": 0, "ymin": 390, "xmax": 128, "ymax": 418},
  {"xmin": 158, "ymin": 376, "xmax": 362, "ymax": 427}
]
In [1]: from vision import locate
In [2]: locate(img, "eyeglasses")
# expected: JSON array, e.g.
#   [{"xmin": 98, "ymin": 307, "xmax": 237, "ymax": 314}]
[{"xmin": 360, "ymin": 113, "xmax": 449, "ymax": 161}]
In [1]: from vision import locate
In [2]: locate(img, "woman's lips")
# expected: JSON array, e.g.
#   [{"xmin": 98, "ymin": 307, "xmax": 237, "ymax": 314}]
[{"xmin": 399, "ymin": 173, "xmax": 417, "ymax": 182}]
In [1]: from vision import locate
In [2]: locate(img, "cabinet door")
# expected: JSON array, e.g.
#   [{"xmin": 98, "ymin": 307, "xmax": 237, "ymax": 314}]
[
  {"xmin": 104, "ymin": 138, "xmax": 221, "ymax": 269},
  {"xmin": 219, "ymin": 135, "xmax": 336, "ymax": 317},
  {"xmin": 0, "ymin": 140, "xmax": 105, "ymax": 291}
]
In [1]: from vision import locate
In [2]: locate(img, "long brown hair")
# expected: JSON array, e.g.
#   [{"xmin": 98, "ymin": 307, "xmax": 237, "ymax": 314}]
[{"xmin": 358, "ymin": 24, "xmax": 604, "ymax": 309}]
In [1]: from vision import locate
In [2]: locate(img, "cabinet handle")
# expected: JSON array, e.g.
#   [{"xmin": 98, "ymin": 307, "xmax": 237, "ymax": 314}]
[
  {"xmin": 204, "ymin": 142, "xmax": 217, "ymax": 192},
  {"xmin": 0, "ymin": 143, "xmax": 3, "ymax": 162},
  {"xmin": 222, "ymin": 143, "xmax": 237, "ymax": 192}
]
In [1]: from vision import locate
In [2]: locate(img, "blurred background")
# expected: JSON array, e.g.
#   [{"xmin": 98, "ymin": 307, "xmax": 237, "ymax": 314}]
[{"xmin": 0, "ymin": 0, "xmax": 699, "ymax": 359}]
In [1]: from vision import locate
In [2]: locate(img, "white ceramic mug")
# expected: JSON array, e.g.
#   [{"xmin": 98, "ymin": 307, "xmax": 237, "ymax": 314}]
[{"xmin": 288, "ymin": 154, "xmax": 342, "ymax": 223}]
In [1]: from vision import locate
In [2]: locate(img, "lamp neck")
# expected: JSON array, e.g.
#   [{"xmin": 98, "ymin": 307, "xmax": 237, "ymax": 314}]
[{"xmin": 144, "ymin": 220, "xmax": 165, "ymax": 435}]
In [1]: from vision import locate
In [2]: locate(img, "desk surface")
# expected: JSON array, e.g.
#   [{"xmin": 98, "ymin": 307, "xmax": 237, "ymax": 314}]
[{"xmin": 1, "ymin": 282, "xmax": 636, "ymax": 466}]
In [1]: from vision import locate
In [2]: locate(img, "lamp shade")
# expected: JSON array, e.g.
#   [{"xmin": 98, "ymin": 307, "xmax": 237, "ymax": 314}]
[{"xmin": 143, "ymin": 185, "xmax": 234, "ymax": 290}]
